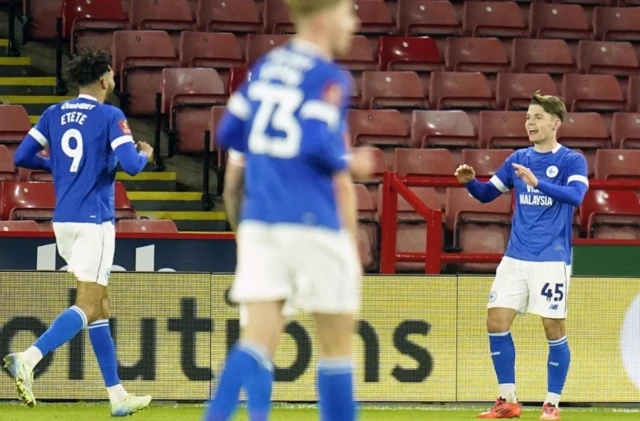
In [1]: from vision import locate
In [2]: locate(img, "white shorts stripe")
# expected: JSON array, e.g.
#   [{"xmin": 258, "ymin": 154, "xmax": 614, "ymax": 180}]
[
  {"xmin": 490, "ymin": 175, "xmax": 510, "ymax": 193},
  {"xmin": 28, "ymin": 127, "xmax": 48, "ymax": 147},
  {"xmin": 111, "ymin": 135, "xmax": 134, "ymax": 150},
  {"xmin": 567, "ymin": 175, "xmax": 589, "ymax": 186}
]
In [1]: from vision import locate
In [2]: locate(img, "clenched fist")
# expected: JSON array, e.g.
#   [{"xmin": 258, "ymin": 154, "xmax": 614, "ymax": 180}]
[{"xmin": 455, "ymin": 164, "xmax": 476, "ymax": 184}]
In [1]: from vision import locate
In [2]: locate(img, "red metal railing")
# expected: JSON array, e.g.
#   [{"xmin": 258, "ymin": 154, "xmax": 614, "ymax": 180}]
[{"xmin": 379, "ymin": 173, "xmax": 640, "ymax": 275}]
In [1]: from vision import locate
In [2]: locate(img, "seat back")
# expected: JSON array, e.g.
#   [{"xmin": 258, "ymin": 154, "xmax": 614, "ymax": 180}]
[
  {"xmin": 2, "ymin": 182, "xmax": 56, "ymax": 220},
  {"xmin": 557, "ymin": 112, "xmax": 610, "ymax": 149},
  {"xmin": 611, "ymin": 112, "xmax": 640, "ymax": 148},
  {"xmin": 478, "ymin": 111, "xmax": 528, "ymax": 149},
  {"xmin": 0, "ymin": 105, "xmax": 31, "ymax": 143},
  {"xmin": 161, "ymin": 68, "xmax": 225, "ymax": 115},
  {"xmin": 511, "ymin": 38, "xmax": 576, "ymax": 74},
  {"xmin": 245, "ymin": 34, "xmax": 292, "ymax": 65},
  {"xmin": 577, "ymin": 41, "xmax": 639, "ymax": 75},
  {"xmin": 394, "ymin": 148, "xmax": 456, "ymax": 177},
  {"xmin": 111, "ymin": 30, "xmax": 176, "ymax": 74},
  {"xmin": 348, "ymin": 110, "xmax": 409, "ymax": 147},
  {"xmin": 264, "ymin": 0, "xmax": 294, "ymax": 34},
  {"xmin": 129, "ymin": 0, "xmax": 193, "ymax": 30},
  {"xmin": 462, "ymin": 1, "xmax": 526, "ymax": 38},
  {"xmin": 529, "ymin": 3, "xmax": 591, "ymax": 40},
  {"xmin": 61, "ymin": 0, "xmax": 126, "ymax": 39},
  {"xmin": 337, "ymin": 36, "xmax": 376, "ymax": 71},
  {"xmin": 0, "ymin": 145, "xmax": 17, "ymax": 181},
  {"xmin": 410, "ymin": 110, "xmax": 477, "ymax": 148},
  {"xmin": 179, "ymin": 32, "xmax": 243, "ymax": 69},
  {"xmin": 562, "ymin": 74, "xmax": 624, "ymax": 112},
  {"xmin": 580, "ymin": 189, "xmax": 640, "ymax": 231},
  {"xmin": 445, "ymin": 37, "xmax": 509, "ymax": 73},
  {"xmin": 228, "ymin": 67, "xmax": 252, "ymax": 95},
  {"xmin": 593, "ymin": 6, "xmax": 640, "ymax": 42},
  {"xmin": 398, "ymin": 0, "xmax": 459, "ymax": 37},
  {"xmin": 361, "ymin": 71, "xmax": 427, "ymax": 110},
  {"xmin": 0, "ymin": 220, "xmax": 41, "ymax": 232},
  {"xmin": 377, "ymin": 36, "xmax": 441, "ymax": 72},
  {"xmin": 594, "ymin": 150, "xmax": 640, "ymax": 180},
  {"xmin": 197, "ymin": 0, "xmax": 261, "ymax": 32},
  {"xmin": 429, "ymin": 72, "xmax": 494, "ymax": 110},
  {"xmin": 496, "ymin": 73, "xmax": 557, "ymax": 110},
  {"xmin": 353, "ymin": 0, "xmax": 395, "ymax": 34},
  {"xmin": 445, "ymin": 187, "xmax": 511, "ymax": 231},
  {"xmin": 461, "ymin": 149, "xmax": 514, "ymax": 177}
]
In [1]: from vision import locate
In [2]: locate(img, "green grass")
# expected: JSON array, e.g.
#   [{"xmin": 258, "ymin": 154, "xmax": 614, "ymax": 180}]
[{"xmin": 1, "ymin": 402, "xmax": 639, "ymax": 421}]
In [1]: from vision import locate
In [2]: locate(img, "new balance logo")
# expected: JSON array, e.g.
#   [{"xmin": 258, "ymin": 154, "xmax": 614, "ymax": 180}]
[{"xmin": 549, "ymin": 304, "xmax": 559, "ymax": 310}]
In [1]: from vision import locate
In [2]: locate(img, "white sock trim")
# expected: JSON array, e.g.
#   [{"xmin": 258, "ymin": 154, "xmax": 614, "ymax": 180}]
[
  {"xmin": 89, "ymin": 319, "xmax": 110, "ymax": 330},
  {"xmin": 548, "ymin": 336, "xmax": 568, "ymax": 346},
  {"xmin": 545, "ymin": 392, "xmax": 561, "ymax": 406},
  {"xmin": 489, "ymin": 331, "xmax": 511, "ymax": 337},
  {"xmin": 107, "ymin": 384, "xmax": 128, "ymax": 404},
  {"xmin": 70, "ymin": 305, "xmax": 88, "ymax": 328}
]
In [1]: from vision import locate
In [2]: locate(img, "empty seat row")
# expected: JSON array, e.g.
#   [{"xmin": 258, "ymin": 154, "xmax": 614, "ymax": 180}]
[{"xmin": 0, "ymin": 219, "xmax": 179, "ymax": 233}]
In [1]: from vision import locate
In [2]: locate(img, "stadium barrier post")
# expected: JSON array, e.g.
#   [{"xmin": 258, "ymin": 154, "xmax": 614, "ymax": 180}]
[
  {"xmin": 380, "ymin": 172, "xmax": 398, "ymax": 274},
  {"xmin": 55, "ymin": 17, "xmax": 67, "ymax": 95},
  {"xmin": 425, "ymin": 208, "xmax": 443, "ymax": 274},
  {"xmin": 153, "ymin": 93, "xmax": 165, "ymax": 171},
  {"xmin": 7, "ymin": 1, "xmax": 19, "ymax": 56},
  {"xmin": 201, "ymin": 130, "xmax": 214, "ymax": 211}
]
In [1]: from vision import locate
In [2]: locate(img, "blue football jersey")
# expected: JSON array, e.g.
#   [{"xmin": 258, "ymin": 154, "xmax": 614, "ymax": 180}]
[
  {"xmin": 26, "ymin": 94, "xmax": 134, "ymax": 224},
  {"xmin": 490, "ymin": 145, "xmax": 588, "ymax": 264},
  {"xmin": 216, "ymin": 41, "xmax": 352, "ymax": 231}
]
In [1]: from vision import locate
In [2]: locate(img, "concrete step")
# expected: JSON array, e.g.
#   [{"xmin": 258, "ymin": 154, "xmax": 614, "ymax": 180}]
[
  {"xmin": 1, "ymin": 95, "xmax": 75, "ymax": 115},
  {"xmin": 128, "ymin": 191, "xmax": 204, "ymax": 212},
  {"xmin": 0, "ymin": 76, "xmax": 57, "ymax": 95},
  {"xmin": 0, "ymin": 57, "xmax": 49, "ymax": 77},
  {"xmin": 116, "ymin": 171, "xmax": 178, "ymax": 192}
]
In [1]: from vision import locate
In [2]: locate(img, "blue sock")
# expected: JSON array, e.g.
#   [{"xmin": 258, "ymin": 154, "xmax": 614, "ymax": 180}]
[
  {"xmin": 548, "ymin": 336, "xmax": 571, "ymax": 396},
  {"xmin": 489, "ymin": 332, "xmax": 516, "ymax": 397},
  {"xmin": 317, "ymin": 359, "xmax": 356, "ymax": 421},
  {"xmin": 89, "ymin": 319, "xmax": 121, "ymax": 387},
  {"xmin": 33, "ymin": 305, "xmax": 87, "ymax": 356},
  {"xmin": 204, "ymin": 342, "xmax": 273, "ymax": 421}
]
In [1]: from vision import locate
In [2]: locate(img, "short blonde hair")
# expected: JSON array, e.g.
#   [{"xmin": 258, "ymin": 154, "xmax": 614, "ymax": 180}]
[
  {"xmin": 531, "ymin": 92, "xmax": 567, "ymax": 122},
  {"xmin": 286, "ymin": 0, "xmax": 343, "ymax": 20}
]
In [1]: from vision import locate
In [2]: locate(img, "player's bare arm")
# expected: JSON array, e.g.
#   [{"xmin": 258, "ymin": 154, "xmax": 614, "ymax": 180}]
[
  {"xmin": 222, "ymin": 152, "xmax": 245, "ymax": 232},
  {"xmin": 334, "ymin": 171, "xmax": 358, "ymax": 243}
]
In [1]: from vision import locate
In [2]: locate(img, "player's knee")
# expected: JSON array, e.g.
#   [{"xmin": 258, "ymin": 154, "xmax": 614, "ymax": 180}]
[
  {"xmin": 75, "ymin": 283, "xmax": 106, "ymax": 324},
  {"xmin": 542, "ymin": 318, "xmax": 566, "ymax": 340},
  {"xmin": 100, "ymin": 293, "xmax": 110, "ymax": 320},
  {"xmin": 486, "ymin": 315, "xmax": 510, "ymax": 334}
]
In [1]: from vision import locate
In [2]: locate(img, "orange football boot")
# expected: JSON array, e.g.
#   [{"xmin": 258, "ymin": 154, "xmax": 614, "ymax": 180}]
[
  {"xmin": 477, "ymin": 398, "xmax": 523, "ymax": 419},
  {"xmin": 540, "ymin": 403, "xmax": 561, "ymax": 420}
]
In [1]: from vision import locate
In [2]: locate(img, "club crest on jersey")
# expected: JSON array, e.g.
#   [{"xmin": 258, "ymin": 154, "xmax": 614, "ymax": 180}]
[
  {"xmin": 119, "ymin": 120, "xmax": 132, "ymax": 135},
  {"xmin": 546, "ymin": 165, "xmax": 559, "ymax": 178}
]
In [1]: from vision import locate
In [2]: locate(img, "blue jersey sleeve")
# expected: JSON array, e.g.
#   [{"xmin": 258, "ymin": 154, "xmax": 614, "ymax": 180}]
[
  {"xmin": 14, "ymin": 107, "xmax": 51, "ymax": 171},
  {"xmin": 536, "ymin": 153, "xmax": 589, "ymax": 207},
  {"xmin": 490, "ymin": 152, "xmax": 515, "ymax": 193},
  {"xmin": 301, "ymin": 73, "xmax": 351, "ymax": 173},
  {"xmin": 107, "ymin": 107, "xmax": 148, "ymax": 176},
  {"xmin": 217, "ymin": 84, "xmax": 249, "ymax": 154}
]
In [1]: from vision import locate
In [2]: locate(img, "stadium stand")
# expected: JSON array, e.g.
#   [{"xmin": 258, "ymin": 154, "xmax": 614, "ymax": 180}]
[
  {"xmin": 7, "ymin": 0, "xmax": 640, "ymax": 273},
  {"xmin": 116, "ymin": 219, "xmax": 179, "ymax": 233}
]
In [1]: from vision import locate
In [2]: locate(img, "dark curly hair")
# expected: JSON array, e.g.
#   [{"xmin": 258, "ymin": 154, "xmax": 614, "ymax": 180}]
[{"xmin": 66, "ymin": 49, "xmax": 112, "ymax": 87}]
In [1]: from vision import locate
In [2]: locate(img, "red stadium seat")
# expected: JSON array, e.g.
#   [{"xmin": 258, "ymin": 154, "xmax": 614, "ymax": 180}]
[
  {"xmin": 111, "ymin": 31, "xmax": 179, "ymax": 117},
  {"xmin": 479, "ymin": 111, "xmax": 528, "ymax": 149},
  {"xmin": 0, "ymin": 220, "xmax": 41, "ymax": 232},
  {"xmin": 611, "ymin": 112, "xmax": 640, "ymax": 148},
  {"xmin": 129, "ymin": 0, "xmax": 195, "ymax": 53},
  {"xmin": 461, "ymin": 149, "xmax": 514, "ymax": 177},
  {"xmin": 626, "ymin": 76, "xmax": 640, "ymax": 113},
  {"xmin": 462, "ymin": 1, "xmax": 526, "ymax": 38},
  {"xmin": 114, "ymin": 182, "xmax": 137, "ymax": 220},
  {"xmin": 557, "ymin": 112, "xmax": 610, "ymax": 150},
  {"xmin": 529, "ymin": 4, "xmax": 591, "ymax": 40},
  {"xmin": 562, "ymin": 74, "xmax": 624, "ymax": 112},
  {"xmin": 356, "ymin": 183, "xmax": 377, "ymax": 219},
  {"xmin": 447, "ymin": 187, "xmax": 511, "ymax": 272},
  {"xmin": 245, "ymin": 34, "xmax": 291, "ymax": 66},
  {"xmin": 378, "ymin": 186, "xmax": 442, "ymax": 222},
  {"xmin": 410, "ymin": 110, "xmax": 478, "ymax": 148},
  {"xmin": 496, "ymin": 73, "xmax": 558, "ymax": 110},
  {"xmin": 161, "ymin": 68, "xmax": 227, "ymax": 154},
  {"xmin": 594, "ymin": 150, "xmax": 640, "ymax": 180},
  {"xmin": 510, "ymin": 39, "xmax": 576, "ymax": 74},
  {"xmin": 61, "ymin": 0, "xmax": 129, "ymax": 54},
  {"xmin": 445, "ymin": 38, "xmax": 509, "ymax": 73},
  {"xmin": 0, "ymin": 106, "xmax": 31, "ymax": 151},
  {"xmin": 353, "ymin": 0, "xmax": 396, "ymax": 35},
  {"xmin": 358, "ymin": 147, "xmax": 388, "ymax": 203},
  {"xmin": 593, "ymin": 7, "xmax": 640, "ymax": 42},
  {"xmin": 0, "ymin": 145, "xmax": 17, "ymax": 181},
  {"xmin": 228, "ymin": 67, "xmax": 251, "ymax": 95},
  {"xmin": 348, "ymin": 110, "xmax": 409, "ymax": 148},
  {"xmin": 116, "ymin": 219, "xmax": 179, "ymax": 233},
  {"xmin": 24, "ymin": 0, "xmax": 59, "ymax": 40},
  {"xmin": 580, "ymin": 189, "xmax": 640, "ymax": 238},
  {"xmin": 336, "ymin": 36, "xmax": 377, "ymax": 72},
  {"xmin": 577, "ymin": 41, "xmax": 639, "ymax": 75},
  {"xmin": 377, "ymin": 36, "xmax": 442, "ymax": 72},
  {"xmin": 179, "ymin": 32, "xmax": 243, "ymax": 70},
  {"xmin": 394, "ymin": 148, "xmax": 456, "ymax": 177},
  {"xmin": 264, "ymin": 0, "xmax": 294, "ymax": 34},
  {"xmin": 361, "ymin": 71, "xmax": 428, "ymax": 110},
  {"xmin": 429, "ymin": 72, "xmax": 494, "ymax": 110},
  {"xmin": 197, "ymin": 0, "xmax": 262, "ymax": 33},
  {"xmin": 397, "ymin": 0, "xmax": 459, "ymax": 37}
]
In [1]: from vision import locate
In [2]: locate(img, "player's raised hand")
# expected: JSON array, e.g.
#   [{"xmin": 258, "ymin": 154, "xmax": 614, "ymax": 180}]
[
  {"xmin": 512, "ymin": 163, "xmax": 538, "ymax": 187},
  {"xmin": 455, "ymin": 164, "xmax": 476, "ymax": 184},
  {"xmin": 137, "ymin": 142, "xmax": 154, "ymax": 160},
  {"xmin": 349, "ymin": 147, "xmax": 375, "ymax": 181}
]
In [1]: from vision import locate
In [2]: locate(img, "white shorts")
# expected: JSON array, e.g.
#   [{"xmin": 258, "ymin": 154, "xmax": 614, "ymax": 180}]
[
  {"xmin": 231, "ymin": 221, "xmax": 361, "ymax": 320},
  {"xmin": 53, "ymin": 221, "xmax": 115, "ymax": 286},
  {"xmin": 488, "ymin": 256, "xmax": 571, "ymax": 319}
]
